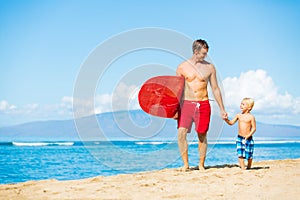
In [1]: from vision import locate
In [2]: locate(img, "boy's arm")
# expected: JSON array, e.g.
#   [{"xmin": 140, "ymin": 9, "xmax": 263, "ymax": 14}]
[
  {"xmin": 225, "ymin": 114, "xmax": 238, "ymax": 125},
  {"xmin": 245, "ymin": 116, "xmax": 256, "ymax": 140}
]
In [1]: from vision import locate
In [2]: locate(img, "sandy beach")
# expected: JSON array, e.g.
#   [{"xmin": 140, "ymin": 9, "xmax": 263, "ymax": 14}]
[{"xmin": 1, "ymin": 159, "xmax": 299, "ymax": 200}]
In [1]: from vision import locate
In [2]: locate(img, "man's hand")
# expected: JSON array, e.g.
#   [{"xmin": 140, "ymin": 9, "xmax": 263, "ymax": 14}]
[
  {"xmin": 173, "ymin": 112, "xmax": 179, "ymax": 120},
  {"xmin": 220, "ymin": 110, "xmax": 228, "ymax": 120}
]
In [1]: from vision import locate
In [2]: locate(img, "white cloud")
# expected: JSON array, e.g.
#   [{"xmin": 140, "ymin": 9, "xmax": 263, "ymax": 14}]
[
  {"xmin": 72, "ymin": 82, "xmax": 140, "ymax": 118},
  {"xmin": 0, "ymin": 100, "xmax": 17, "ymax": 113},
  {"xmin": 111, "ymin": 82, "xmax": 140, "ymax": 111},
  {"xmin": 2, "ymin": 75, "xmax": 299, "ymax": 126},
  {"xmin": 222, "ymin": 69, "xmax": 300, "ymax": 121},
  {"xmin": 94, "ymin": 94, "xmax": 113, "ymax": 114}
]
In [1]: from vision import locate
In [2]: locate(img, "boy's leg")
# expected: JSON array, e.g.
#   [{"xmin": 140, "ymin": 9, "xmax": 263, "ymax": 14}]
[
  {"xmin": 197, "ymin": 133, "xmax": 207, "ymax": 170},
  {"xmin": 236, "ymin": 136, "xmax": 245, "ymax": 169},
  {"xmin": 245, "ymin": 138, "xmax": 254, "ymax": 169},
  {"xmin": 247, "ymin": 158, "xmax": 253, "ymax": 169},
  {"xmin": 238, "ymin": 157, "xmax": 246, "ymax": 170}
]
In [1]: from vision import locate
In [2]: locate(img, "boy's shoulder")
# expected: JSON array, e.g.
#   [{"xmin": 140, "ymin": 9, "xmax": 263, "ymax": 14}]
[
  {"xmin": 248, "ymin": 112, "xmax": 255, "ymax": 118},
  {"xmin": 236, "ymin": 113, "xmax": 242, "ymax": 118},
  {"xmin": 249, "ymin": 113, "xmax": 255, "ymax": 119},
  {"xmin": 245, "ymin": 112, "xmax": 255, "ymax": 121}
]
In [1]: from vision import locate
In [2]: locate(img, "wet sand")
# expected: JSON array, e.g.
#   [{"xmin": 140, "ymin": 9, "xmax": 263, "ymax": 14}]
[{"xmin": 1, "ymin": 159, "xmax": 299, "ymax": 200}]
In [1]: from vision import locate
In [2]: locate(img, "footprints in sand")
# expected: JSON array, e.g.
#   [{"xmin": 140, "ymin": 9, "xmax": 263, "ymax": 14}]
[{"xmin": 88, "ymin": 176, "xmax": 103, "ymax": 182}]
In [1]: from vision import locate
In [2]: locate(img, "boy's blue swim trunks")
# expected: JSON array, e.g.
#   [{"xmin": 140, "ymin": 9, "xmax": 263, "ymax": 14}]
[{"xmin": 236, "ymin": 135, "xmax": 254, "ymax": 159}]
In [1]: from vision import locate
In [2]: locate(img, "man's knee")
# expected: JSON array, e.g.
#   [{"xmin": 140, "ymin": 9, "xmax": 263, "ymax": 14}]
[
  {"xmin": 197, "ymin": 133, "xmax": 207, "ymax": 143},
  {"xmin": 178, "ymin": 128, "xmax": 188, "ymax": 140}
]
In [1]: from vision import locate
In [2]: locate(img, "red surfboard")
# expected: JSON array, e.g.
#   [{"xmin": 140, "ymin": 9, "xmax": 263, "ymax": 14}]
[{"xmin": 138, "ymin": 76, "xmax": 185, "ymax": 118}]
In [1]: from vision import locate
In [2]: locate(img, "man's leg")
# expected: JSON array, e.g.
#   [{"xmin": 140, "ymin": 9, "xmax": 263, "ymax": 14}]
[
  {"xmin": 197, "ymin": 133, "xmax": 207, "ymax": 170},
  {"xmin": 178, "ymin": 127, "xmax": 189, "ymax": 170}
]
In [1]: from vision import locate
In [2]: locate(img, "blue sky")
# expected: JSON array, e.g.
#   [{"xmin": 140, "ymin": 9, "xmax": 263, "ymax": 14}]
[{"xmin": 1, "ymin": 0, "xmax": 300, "ymax": 126}]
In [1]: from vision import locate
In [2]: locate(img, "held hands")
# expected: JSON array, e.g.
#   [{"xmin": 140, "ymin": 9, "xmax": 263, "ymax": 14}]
[{"xmin": 220, "ymin": 110, "xmax": 228, "ymax": 120}]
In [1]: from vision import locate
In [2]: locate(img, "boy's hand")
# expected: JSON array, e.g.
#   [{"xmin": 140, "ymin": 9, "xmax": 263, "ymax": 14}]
[{"xmin": 244, "ymin": 134, "xmax": 251, "ymax": 141}]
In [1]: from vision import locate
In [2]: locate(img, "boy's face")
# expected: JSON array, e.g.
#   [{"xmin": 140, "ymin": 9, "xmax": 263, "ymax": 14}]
[{"xmin": 240, "ymin": 100, "xmax": 250, "ymax": 113}]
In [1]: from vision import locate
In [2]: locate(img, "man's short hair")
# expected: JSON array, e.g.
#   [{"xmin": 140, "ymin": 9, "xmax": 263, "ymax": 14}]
[{"xmin": 192, "ymin": 39, "xmax": 209, "ymax": 53}]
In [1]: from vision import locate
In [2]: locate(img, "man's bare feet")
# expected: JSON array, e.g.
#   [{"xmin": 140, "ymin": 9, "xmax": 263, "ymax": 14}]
[
  {"xmin": 198, "ymin": 165, "xmax": 206, "ymax": 171},
  {"xmin": 178, "ymin": 166, "xmax": 190, "ymax": 172}
]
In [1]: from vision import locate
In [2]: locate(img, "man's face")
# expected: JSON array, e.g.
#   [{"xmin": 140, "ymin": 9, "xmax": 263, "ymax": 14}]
[{"xmin": 195, "ymin": 48, "xmax": 208, "ymax": 61}]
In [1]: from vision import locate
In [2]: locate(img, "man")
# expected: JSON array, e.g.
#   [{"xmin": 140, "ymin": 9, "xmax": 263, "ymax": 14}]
[{"xmin": 176, "ymin": 39, "xmax": 227, "ymax": 171}]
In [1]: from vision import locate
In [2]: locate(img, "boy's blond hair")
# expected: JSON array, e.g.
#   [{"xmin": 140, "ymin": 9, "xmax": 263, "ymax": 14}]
[{"xmin": 243, "ymin": 97, "xmax": 254, "ymax": 111}]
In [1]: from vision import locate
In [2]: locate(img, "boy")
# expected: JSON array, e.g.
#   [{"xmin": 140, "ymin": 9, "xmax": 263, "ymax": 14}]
[{"xmin": 225, "ymin": 98, "xmax": 256, "ymax": 170}]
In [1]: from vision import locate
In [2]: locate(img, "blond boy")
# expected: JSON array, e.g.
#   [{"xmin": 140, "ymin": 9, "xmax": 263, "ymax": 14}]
[{"xmin": 225, "ymin": 98, "xmax": 256, "ymax": 170}]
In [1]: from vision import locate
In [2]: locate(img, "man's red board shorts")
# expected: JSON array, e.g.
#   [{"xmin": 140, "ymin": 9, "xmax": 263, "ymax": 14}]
[{"xmin": 177, "ymin": 100, "xmax": 211, "ymax": 134}]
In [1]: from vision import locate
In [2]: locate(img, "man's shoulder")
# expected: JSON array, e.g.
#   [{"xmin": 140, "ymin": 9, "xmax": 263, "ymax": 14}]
[
  {"xmin": 203, "ymin": 60, "xmax": 214, "ymax": 68},
  {"xmin": 199, "ymin": 60, "xmax": 214, "ymax": 71},
  {"xmin": 179, "ymin": 60, "xmax": 189, "ymax": 66},
  {"xmin": 202, "ymin": 60, "xmax": 211, "ymax": 65},
  {"xmin": 177, "ymin": 61, "xmax": 189, "ymax": 70}
]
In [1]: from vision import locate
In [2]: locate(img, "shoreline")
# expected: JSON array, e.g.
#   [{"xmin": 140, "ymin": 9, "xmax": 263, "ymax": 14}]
[{"xmin": 1, "ymin": 158, "xmax": 299, "ymax": 199}]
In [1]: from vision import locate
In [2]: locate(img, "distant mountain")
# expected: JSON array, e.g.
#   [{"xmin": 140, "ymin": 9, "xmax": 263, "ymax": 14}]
[
  {"xmin": 0, "ymin": 110, "xmax": 299, "ymax": 142},
  {"xmin": 221, "ymin": 121, "xmax": 300, "ymax": 138},
  {"xmin": 0, "ymin": 119, "xmax": 79, "ymax": 142}
]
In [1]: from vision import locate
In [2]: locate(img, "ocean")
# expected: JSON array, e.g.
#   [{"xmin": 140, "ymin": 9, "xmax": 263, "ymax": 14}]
[{"xmin": 1, "ymin": 137, "xmax": 300, "ymax": 184}]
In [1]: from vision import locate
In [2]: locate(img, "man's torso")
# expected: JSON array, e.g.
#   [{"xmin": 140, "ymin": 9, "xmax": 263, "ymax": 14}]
[{"xmin": 178, "ymin": 60, "xmax": 212, "ymax": 101}]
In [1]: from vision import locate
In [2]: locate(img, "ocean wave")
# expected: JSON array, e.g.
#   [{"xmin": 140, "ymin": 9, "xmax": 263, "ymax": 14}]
[
  {"xmin": 134, "ymin": 140, "xmax": 300, "ymax": 146},
  {"xmin": 12, "ymin": 142, "xmax": 75, "ymax": 146},
  {"xmin": 4, "ymin": 140, "xmax": 300, "ymax": 147},
  {"xmin": 188, "ymin": 141, "xmax": 236, "ymax": 145},
  {"xmin": 188, "ymin": 140, "xmax": 300, "ymax": 145},
  {"xmin": 255, "ymin": 140, "xmax": 300, "ymax": 144},
  {"xmin": 135, "ymin": 141, "xmax": 172, "ymax": 145}
]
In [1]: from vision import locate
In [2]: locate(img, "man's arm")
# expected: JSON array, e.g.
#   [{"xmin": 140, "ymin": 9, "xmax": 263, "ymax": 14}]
[
  {"xmin": 173, "ymin": 64, "xmax": 184, "ymax": 119},
  {"xmin": 176, "ymin": 63, "xmax": 184, "ymax": 76},
  {"xmin": 209, "ymin": 64, "xmax": 227, "ymax": 119}
]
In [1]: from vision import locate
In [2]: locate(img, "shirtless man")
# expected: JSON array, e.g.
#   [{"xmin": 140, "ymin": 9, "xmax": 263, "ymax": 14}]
[{"xmin": 176, "ymin": 39, "xmax": 227, "ymax": 171}]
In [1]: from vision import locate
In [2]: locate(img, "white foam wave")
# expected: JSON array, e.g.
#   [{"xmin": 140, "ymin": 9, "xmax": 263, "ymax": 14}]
[
  {"xmin": 135, "ymin": 141, "xmax": 170, "ymax": 145},
  {"xmin": 255, "ymin": 140, "xmax": 300, "ymax": 144},
  {"xmin": 189, "ymin": 140, "xmax": 300, "ymax": 145},
  {"xmin": 12, "ymin": 142, "xmax": 74, "ymax": 146}
]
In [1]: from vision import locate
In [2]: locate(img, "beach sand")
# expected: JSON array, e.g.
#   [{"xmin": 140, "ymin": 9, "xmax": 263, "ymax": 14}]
[{"xmin": 1, "ymin": 159, "xmax": 299, "ymax": 200}]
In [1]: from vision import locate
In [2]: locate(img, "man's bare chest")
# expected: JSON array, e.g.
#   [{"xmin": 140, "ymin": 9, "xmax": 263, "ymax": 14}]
[{"xmin": 184, "ymin": 65, "xmax": 210, "ymax": 82}]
